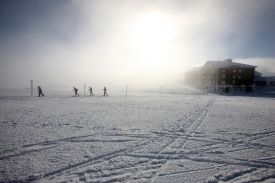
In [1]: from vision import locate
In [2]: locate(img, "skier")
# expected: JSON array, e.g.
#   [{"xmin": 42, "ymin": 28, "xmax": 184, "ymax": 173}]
[
  {"xmin": 73, "ymin": 87, "xmax": 79, "ymax": 96},
  {"xmin": 88, "ymin": 87, "xmax": 94, "ymax": 96},
  {"xmin": 103, "ymin": 87, "xmax": 108, "ymax": 96},
  {"xmin": 37, "ymin": 86, "xmax": 44, "ymax": 97}
]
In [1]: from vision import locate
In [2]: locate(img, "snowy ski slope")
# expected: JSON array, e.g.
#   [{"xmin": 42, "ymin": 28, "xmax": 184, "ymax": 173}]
[{"xmin": 0, "ymin": 89, "xmax": 274, "ymax": 182}]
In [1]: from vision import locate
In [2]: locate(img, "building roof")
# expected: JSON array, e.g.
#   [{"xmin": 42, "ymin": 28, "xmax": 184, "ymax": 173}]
[
  {"xmin": 254, "ymin": 70, "xmax": 262, "ymax": 76},
  {"xmin": 186, "ymin": 66, "xmax": 202, "ymax": 73},
  {"xmin": 205, "ymin": 59, "xmax": 257, "ymax": 68}
]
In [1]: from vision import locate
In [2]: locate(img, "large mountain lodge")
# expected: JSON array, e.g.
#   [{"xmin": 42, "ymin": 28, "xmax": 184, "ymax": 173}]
[{"xmin": 185, "ymin": 59, "xmax": 257, "ymax": 91}]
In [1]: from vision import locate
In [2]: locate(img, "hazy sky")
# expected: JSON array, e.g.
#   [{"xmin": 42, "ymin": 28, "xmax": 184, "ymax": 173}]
[{"xmin": 0, "ymin": 0, "xmax": 275, "ymax": 90}]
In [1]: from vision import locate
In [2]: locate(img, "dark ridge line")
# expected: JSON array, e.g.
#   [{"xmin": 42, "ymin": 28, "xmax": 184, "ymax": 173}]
[
  {"xmin": 125, "ymin": 153, "xmax": 184, "ymax": 160},
  {"xmin": 0, "ymin": 148, "xmax": 18, "ymax": 155},
  {"xmin": 158, "ymin": 139, "xmax": 176, "ymax": 153},
  {"xmin": 247, "ymin": 142, "xmax": 275, "ymax": 149},
  {"xmin": 187, "ymin": 136, "xmax": 225, "ymax": 144},
  {"xmin": 0, "ymin": 145, "xmax": 60, "ymax": 160},
  {"xmin": 149, "ymin": 131, "xmax": 175, "ymax": 136},
  {"xmin": 235, "ymin": 131, "xmax": 275, "ymax": 137},
  {"xmin": 0, "ymin": 179, "xmax": 27, "ymax": 183},
  {"xmin": 67, "ymin": 139, "xmax": 137, "ymax": 143},
  {"xmin": 236, "ymin": 158, "xmax": 275, "ymax": 167},
  {"xmin": 82, "ymin": 160, "xmax": 160, "ymax": 176},
  {"xmin": 158, "ymin": 164, "xmax": 225, "ymax": 177},
  {"xmin": 76, "ymin": 164, "xmax": 148, "ymax": 181},
  {"xmin": 126, "ymin": 149, "xmax": 274, "ymax": 170},
  {"xmin": 106, "ymin": 134, "xmax": 153, "ymax": 138},
  {"xmin": 210, "ymin": 136, "xmax": 275, "ymax": 150},
  {"xmin": 246, "ymin": 173, "xmax": 275, "ymax": 183},
  {"xmin": 256, "ymin": 156, "xmax": 275, "ymax": 161},
  {"xmin": 226, "ymin": 147, "xmax": 251, "ymax": 153},
  {"xmin": 214, "ymin": 167, "xmax": 257, "ymax": 182},
  {"xmin": 21, "ymin": 133, "xmax": 101, "ymax": 149},
  {"xmin": 82, "ymin": 166, "xmax": 131, "ymax": 181},
  {"xmin": 187, "ymin": 156, "xmax": 271, "ymax": 168}
]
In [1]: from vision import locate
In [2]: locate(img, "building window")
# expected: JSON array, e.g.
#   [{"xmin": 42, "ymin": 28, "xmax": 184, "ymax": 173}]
[
  {"xmin": 222, "ymin": 74, "xmax": 226, "ymax": 78},
  {"xmin": 238, "ymin": 69, "xmax": 242, "ymax": 72},
  {"xmin": 223, "ymin": 69, "xmax": 226, "ymax": 72},
  {"xmin": 232, "ymin": 80, "xmax": 235, "ymax": 84},
  {"xmin": 222, "ymin": 80, "xmax": 226, "ymax": 84},
  {"xmin": 233, "ymin": 75, "xmax": 236, "ymax": 79},
  {"xmin": 238, "ymin": 75, "xmax": 241, "ymax": 79},
  {"xmin": 233, "ymin": 69, "xmax": 236, "ymax": 73}
]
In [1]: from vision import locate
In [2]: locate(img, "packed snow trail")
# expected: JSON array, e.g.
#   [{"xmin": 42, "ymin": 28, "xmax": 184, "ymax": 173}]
[{"xmin": 0, "ymin": 93, "xmax": 274, "ymax": 183}]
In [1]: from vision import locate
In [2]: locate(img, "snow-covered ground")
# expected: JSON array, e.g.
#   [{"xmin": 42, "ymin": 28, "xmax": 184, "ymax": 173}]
[{"xmin": 0, "ymin": 88, "xmax": 275, "ymax": 183}]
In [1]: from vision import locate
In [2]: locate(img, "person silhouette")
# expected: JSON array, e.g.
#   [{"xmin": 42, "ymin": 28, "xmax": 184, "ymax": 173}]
[
  {"xmin": 37, "ymin": 86, "xmax": 44, "ymax": 97},
  {"xmin": 103, "ymin": 87, "xmax": 108, "ymax": 96},
  {"xmin": 73, "ymin": 87, "xmax": 79, "ymax": 96},
  {"xmin": 88, "ymin": 87, "xmax": 94, "ymax": 96}
]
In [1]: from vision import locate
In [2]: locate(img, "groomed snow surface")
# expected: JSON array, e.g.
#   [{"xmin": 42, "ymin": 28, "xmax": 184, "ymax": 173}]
[{"xmin": 0, "ymin": 89, "xmax": 275, "ymax": 183}]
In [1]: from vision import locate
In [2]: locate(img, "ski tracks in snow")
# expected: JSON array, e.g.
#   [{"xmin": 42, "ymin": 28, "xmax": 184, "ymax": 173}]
[
  {"xmin": 148, "ymin": 98, "xmax": 214, "ymax": 183},
  {"xmin": 1, "ymin": 95, "xmax": 275, "ymax": 182},
  {"xmin": 38, "ymin": 97, "xmax": 216, "ymax": 183}
]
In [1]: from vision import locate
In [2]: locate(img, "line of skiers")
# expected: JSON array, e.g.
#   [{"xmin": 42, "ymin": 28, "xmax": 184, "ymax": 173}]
[
  {"xmin": 37, "ymin": 86, "xmax": 108, "ymax": 97},
  {"xmin": 73, "ymin": 86, "xmax": 108, "ymax": 97}
]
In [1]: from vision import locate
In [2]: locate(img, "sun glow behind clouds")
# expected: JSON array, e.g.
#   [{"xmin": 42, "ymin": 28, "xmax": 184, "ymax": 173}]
[
  {"xmin": 131, "ymin": 12, "xmax": 175, "ymax": 79},
  {"xmin": 2, "ymin": 1, "xmax": 274, "ymax": 90}
]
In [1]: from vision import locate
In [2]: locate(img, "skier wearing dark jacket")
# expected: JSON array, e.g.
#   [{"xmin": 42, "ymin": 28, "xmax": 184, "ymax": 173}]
[
  {"xmin": 37, "ymin": 86, "xmax": 44, "ymax": 97},
  {"xmin": 88, "ymin": 87, "xmax": 94, "ymax": 96},
  {"xmin": 73, "ymin": 87, "xmax": 79, "ymax": 96},
  {"xmin": 103, "ymin": 87, "xmax": 108, "ymax": 96}
]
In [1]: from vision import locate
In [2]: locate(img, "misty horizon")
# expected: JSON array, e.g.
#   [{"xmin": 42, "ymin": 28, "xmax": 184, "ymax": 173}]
[{"xmin": 1, "ymin": 0, "xmax": 275, "ymax": 89}]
